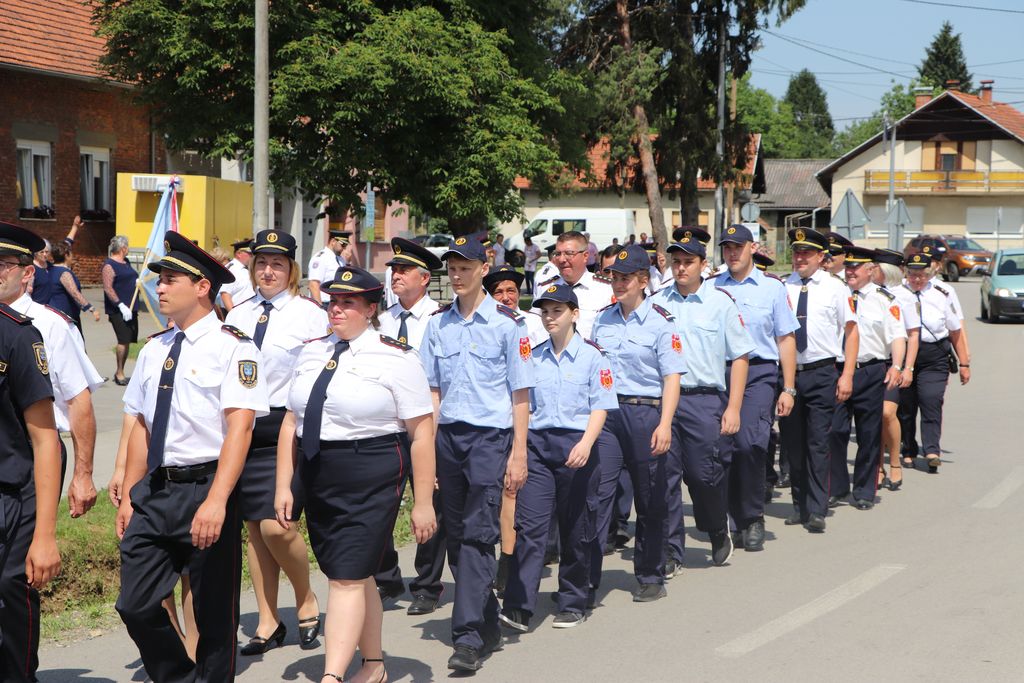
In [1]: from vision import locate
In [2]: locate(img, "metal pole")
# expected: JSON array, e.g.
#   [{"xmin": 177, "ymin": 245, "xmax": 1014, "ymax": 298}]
[
  {"xmin": 253, "ymin": 0, "xmax": 269, "ymax": 234},
  {"xmin": 887, "ymin": 113, "xmax": 898, "ymax": 250},
  {"xmin": 713, "ymin": 8, "xmax": 727, "ymax": 258}
]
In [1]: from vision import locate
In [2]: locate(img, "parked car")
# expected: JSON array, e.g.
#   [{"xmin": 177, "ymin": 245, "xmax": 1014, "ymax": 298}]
[
  {"xmin": 502, "ymin": 209, "xmax": 636, "ymax": 267},
  {"xmin": 980, "ymin": 249, "xmax": 1024, "ymax": 322},
  {"xmin": 903, "ymin": 234, "xmax": 993, "ymax": 282},
  {"xmin": 419, "ymin": 233, "xmax": 454, "ymax": 260}
]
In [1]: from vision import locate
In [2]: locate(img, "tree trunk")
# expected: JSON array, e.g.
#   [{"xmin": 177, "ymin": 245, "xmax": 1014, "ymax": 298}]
[
  {"xmin": 615, "ymin": 0, "xmax": 668, "ymax": 250},
  {"xmin": 678, "ymin": 157, "xmax": 701, "ymax": 225}
]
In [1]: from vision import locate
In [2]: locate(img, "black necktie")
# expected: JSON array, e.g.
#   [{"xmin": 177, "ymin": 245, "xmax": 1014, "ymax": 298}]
[
  {"xmin": 397, "ymin": 311, "xmax": 412, "ymax": 345},
  {"xmin": 253, "ymin": 301, "xmax": 274, "ymax": 349},
  {"xmin": 851, "ymin": 290, "xmax": 860, "ymax": 314},
  {"xmin": 148, "ymin": 331, "xmax": 185, "ymax": 472},
  {"xmin": 796, "ymin": 277, "xmax": 810, "ymax": 352},
  {"xmin": 301, "ymin": 340, "xmax": 350, "ymax": 460}
]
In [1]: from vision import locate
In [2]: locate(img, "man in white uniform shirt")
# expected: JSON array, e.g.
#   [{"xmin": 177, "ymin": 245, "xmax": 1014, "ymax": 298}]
[
  {"xmin": 531, "ymin": 231, "xmax": 613, "ymax": 338},
  {"xmin": 492, "ymin": 233, "xmax": 506, "ymax": 267},
  {"xmin": 220, "ymin": 239, "xmax": 255, "ymax": 311},
  {"xmin": 307, "ymin": 230, "xmax": 351, "ymax": 305}
]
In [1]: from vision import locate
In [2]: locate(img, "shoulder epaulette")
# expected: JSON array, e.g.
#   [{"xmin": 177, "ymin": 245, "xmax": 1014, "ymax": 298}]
[
  {"xmin": 598, "ymin": 302, "xmax": 617, "ymax": 313},
  {"xmin": 496, "ymin": 303, "xmax": 525, "ymax": 322},
  {"xmin": 830, "ymin": 272, "xmax": 845, "ymax": 282},
  {"xmin": 933, "ymin": 284, "xmax": 950, "ymax": 296},
  {"xmin": 303, "ymin": 333, "xmax": 332, "ymax": 344},
  {"xmin": 877, "ymin": 286, "xmax": 896, "ymax": 301},
  {"xmin": 584, "ymin": 338, "xmax": 606, "ymax": 355},
  {"xmin": 715, "ymin": 286, "xmax": 736, "ymax": 303},
  {"xmin": 0, "ymin": 304, "xmax": 31, "ymax": 326},
  {"xmin": 379, "ymin": 334, "xmax": 412, "ymax": 351},
  {"xmin": 431, "ymin": 303, "xmax": 452, "ymax": 316},
  {"xmin": 592, "ymin": 273, "xmax": 612, "ymax": 285},
  {"xmin": 148, "ymin": 326, "xmax": 175, "ymax": 340},
  {"xmin": 651, "ymin": 303, "xmax": 675, "ymax": 322},
  {"xmin": 43, "ymin": 305, "xmax": 74, "ymax": 324},
  {"xmin": 538, "ymin": 275, "xmax": 559, "ymax": 288},
  {"xmin": 221, "ymin": 324, "xmax": 252, "ymax": 341},
  {"xmin": 765, "ymin": 272, "xmax": 784, "ymax": 282}
]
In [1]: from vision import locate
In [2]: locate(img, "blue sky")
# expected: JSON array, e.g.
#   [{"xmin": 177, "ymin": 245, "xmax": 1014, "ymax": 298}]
[{"xmin": 748, "ymin": 0, "xmax": 1024, "ymax": 129}]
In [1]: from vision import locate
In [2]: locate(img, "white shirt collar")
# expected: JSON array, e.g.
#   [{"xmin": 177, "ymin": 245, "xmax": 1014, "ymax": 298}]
[
  {"xmin": 181, "ymin": 310, "xmax": 222, "ymax": 343},
  {"xmin": 394, "ymin": 294, "xmax": 436, "ymax": 319},
  {"xmin": 256, "ymin": 288, "xmax": 293, "ymax": 310}
]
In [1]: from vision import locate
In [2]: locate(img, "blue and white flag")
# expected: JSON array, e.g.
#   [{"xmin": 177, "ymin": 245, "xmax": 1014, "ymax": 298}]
[{"xmin": 134, "ymin": 177, "xmax": 180, "ymax": 328}]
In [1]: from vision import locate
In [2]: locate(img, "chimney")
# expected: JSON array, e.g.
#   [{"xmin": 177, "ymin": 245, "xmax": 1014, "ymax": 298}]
[
  {"xmin": 980, "ymin": 79, "xmax": 994, "ymax": 103},
  {"xmin": 914, "ymin": 86, "xmax": 933, "ymax": 109},
  {"xmin": 945, "ymin": 79, "xmax": 961, "ymax": 91}
]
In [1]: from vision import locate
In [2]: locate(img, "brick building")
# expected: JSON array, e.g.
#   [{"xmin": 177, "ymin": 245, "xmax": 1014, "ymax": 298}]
[{"xmin": 0, "ymin": 0, "xmax": 164, "ymax": 282}]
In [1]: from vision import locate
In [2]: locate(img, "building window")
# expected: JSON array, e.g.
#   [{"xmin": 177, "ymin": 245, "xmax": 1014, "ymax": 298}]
[
  {"xmin": 966, "ymin": 206, "xmax": 1023, "ymax": 237},
  {"xmin": 16, "ymin": 140, "xmax": 53, "ymax": 218},
  {"xmin": 867, "ymin": 203, "xmax": 923, "ymax": 240},
  {"xmin": 80, "ymin": 146, "xmax": 111, "ymax": 218}
]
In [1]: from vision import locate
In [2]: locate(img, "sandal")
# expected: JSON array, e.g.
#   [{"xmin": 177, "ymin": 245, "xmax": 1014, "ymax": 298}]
[
  {"xmin": 888, "ymin": 465, "xmax": 903, "ymax": 491},
  {"xmin": 877, "ymin": 466, "xmax": 890, "ymax": 490},
  {"xmin": 362, "ymin": 657, "xmax": 387, "ymax": 683},
  {"xmin": 321, "ymin": 676, "xmax": 343, "ymax": 682},
  {"xmin": 902, "ymin": 456, "xmax": 915, "ymax": 468},
  {"xmin": 926, "ymin": 455, "xmax": 940, "ymax": 473}
]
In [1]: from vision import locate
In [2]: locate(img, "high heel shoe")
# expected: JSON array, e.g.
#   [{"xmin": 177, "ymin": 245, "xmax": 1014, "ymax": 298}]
[
  {"xmin": 362, "ymin": 657, "xmax": 387, "ymax": 683},
  {"xmin": 240, "ymin": 622, "xmax": 285, "ymax": 656},
  {"xmin": 888, "ymin": 465, "xmax": 903, "ymax": 491},
  {"xmin": 298, "ymin": 614, "xmax": 321, "ymax": 648}
]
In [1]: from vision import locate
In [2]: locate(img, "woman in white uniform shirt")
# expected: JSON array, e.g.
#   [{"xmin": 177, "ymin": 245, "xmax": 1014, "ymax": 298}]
[
  {"xmin": 225, "ymin": 229, "xmax": 327, "ymax": 654},
  {"xmin": 275, "ymin": 265, "xmax": 437, "ymax": 683}
]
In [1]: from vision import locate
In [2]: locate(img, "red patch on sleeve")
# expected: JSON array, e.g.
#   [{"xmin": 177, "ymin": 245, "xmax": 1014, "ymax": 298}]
[
  {"xmin": 671, "ymin": 334, "xmax": 682, "ymax": 354},
  {"xmin": 890, "ymin": 305, "xmax": 901, "ymax": 321},
  {"xmin": 519, "ymin": 337, "xmax": 531, "ymax": 361},
  {"xmin": 738, "ymin": 313, "xmax": 745, "ymax": 327},
  {"xmin": 600, "ymin": 368, "xmax": 613, "ymax": 390}
]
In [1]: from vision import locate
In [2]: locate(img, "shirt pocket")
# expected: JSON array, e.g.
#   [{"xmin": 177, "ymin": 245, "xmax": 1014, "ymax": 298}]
[
  {"xmin": 180, "ymin": 366, "xmax": 223, "ymax": 415},
  {"xmin": 557, "ymin": 371, "xmax": 590, "ymax": 413},
  {"xmin": 437, "ymin": 339, "xmax": 463, "ymax": 382},
  {"xmin": 466, "ymin": 344, "xmax": 505, "ymax": 392},
  {"xmin": 744, "ymin": 300, "xmax": 773, "ymax": 336}
]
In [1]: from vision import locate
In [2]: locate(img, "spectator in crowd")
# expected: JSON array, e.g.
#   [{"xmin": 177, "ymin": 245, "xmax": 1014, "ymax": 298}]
[
  {"xmin": 101, "ymin": 235, "xmax": 139, "ymax": 385},
  {"xmin": 493, "ymin": 234, "xmax": 506, "ymax": 267},
  {"xmin": 523, "ymin": 236, "xmax": 541, "ymax": 292},
  {"xmin": 49, "ymin": 241, "xmax": 100, "ymax": 336}
]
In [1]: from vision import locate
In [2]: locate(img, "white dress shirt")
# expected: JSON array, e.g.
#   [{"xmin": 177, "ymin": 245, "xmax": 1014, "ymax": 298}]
[
  {"xmin": 219, "ymin": 258, "xmax": 255, "ymax": 306},
  {"xmin": 913, "ymin": 281, "xmax": 962, "ymax": 342},
  {"xmin": 307, "ymin": 247, "xmax": 344, "ymax": 302},
  {"xmin": 532, "ymin": 262, "xmax": 560, "ymax": 297},
  {"xmin": 931, "ymin": 275, "xmax": 964, "ymax": 320},
  {"xmin": 124, "ymin": 310, "xmax": 269, "ymax": 466},
  {"xmin": 288, "ymin": 327, "xmax": 433, "ymax": 441},
  {"xmin": 785, "ymin": 268, "xmax": 857, "ymax": 364},
  {"xmin": 379, "ymin": 295, "xmax": 440, "ymax": 350},
  {"xmin": 532, "ymin": 270, "xmax": 615, "ymax": 339},
  {"xmin": 523, "ymin": 309, "xmax": 549, "ymax": 348},
  {"xmin": 850, "ymin": 283, "xmax": 906, "ymax": 362},
  {"xmin": 892, "ymin": 283, "xmax": 922, "ymax": 331},
  {"xmin": 224, "ymin": 289, "xmax": 328, "ymax": 407}
]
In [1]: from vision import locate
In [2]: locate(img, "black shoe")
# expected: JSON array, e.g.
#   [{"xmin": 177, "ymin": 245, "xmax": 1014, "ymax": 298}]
[
  {"xmin": 853, "ymin": 498, "xmax": 874, "ymax": 510},
  {"xmin": 926, "ymin": 455, "xmax": 941, "ymax": 473},
  {"xmin": 777, "ymin": 472, "xmax": 791, "ymax": 488},
  {"xmin": 113, "ymin": 375, "xmax": 130, "ymax": 386},
  {"xmin": 498, "ymin": 607, "xmax": 529, "ymax": 633},
  {"xmin": 784, "ymin": 511, "xmax": 806, "ymax": 526},
  {"xmin": 543, "ymin": 548, "xmax": 559, "ymax": 565},
  {"xmin": 297, "ymin": 614, "xmax": 321, "ymax": 648},
  {"xmin": 552, "ymin": 611, "xmax": 586, "ymax": 628},
  {"xmin": 806, "ymin": 514, "xmax": 826, "ymax": 533},
  {"xmin": 632, "ymin": 583, "xmax": 667, "ymax": 603},
  {"xmin": 377, "ymin": 582, "xmax": 404, "ymax": 604},
  {"xmin": 744, "ymin": 520, "xmax": 765, "ymax": 552},
  {"xmin": 764, "ymin": 484, "xmax": 775, "ymax": 504},
  {"xmin": 407, "ymin": 594, "xmax": 439, "ymax": 616},
  {"xmin": 586, "ymin": 588, "xmax": 597, "ymax": 610},
  {"xmin": 240, "ymin": 622, "xmax": 285, "ymax": 656},
  {"xmin": 494, "ymin": 552, "xmax": 511, "ymax": 597},
  {"xmin": 828, "ymin": 494, "xmax": 849, "ymax": 508},
  {"xmin": 613, "ymin": 530, "xmax": 631, "ymax": 549},
  {"xmin": 664, "ymin": 557, "xmax": 681, "ymax": 579},
  {"xmin": 448, "ymin": 645, "xmax": 481, "ymax": 672},
  {"xmin": 710, "ymin": 530, "xmax": 733, "ymax": 566}
]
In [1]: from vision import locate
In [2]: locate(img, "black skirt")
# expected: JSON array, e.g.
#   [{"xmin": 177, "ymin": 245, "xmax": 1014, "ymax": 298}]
[
  {"xmin": 239, "ymin": 408, "xmax": 304, "ymax": 521},
  {"xmin": 299, "ymin": 433, "xmax": 411, "ymax": 580}
]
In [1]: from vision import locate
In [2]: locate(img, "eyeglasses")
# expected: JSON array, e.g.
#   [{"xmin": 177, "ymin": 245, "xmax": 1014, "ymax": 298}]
[
  {"xmin": 552, "ymin": 249, "xmax": 584, "ymax": 259},
  {"xmin": 0, "ymin": 261, "xmax": 23, "ymax": 274}
]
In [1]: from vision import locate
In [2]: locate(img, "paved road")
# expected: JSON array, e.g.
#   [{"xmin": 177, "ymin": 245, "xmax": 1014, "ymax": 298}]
[{"xmin": 40, "ymin": 281, "xmax": 1023, "ymax": 682}]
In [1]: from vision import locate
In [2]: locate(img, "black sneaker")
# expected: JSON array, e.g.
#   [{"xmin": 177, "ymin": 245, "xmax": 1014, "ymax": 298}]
[
  {"xmin": 552, "ymin": 611, "xmax": 586, "ymax": 629},
  {"xmin": 710, "ymin": 530, "xmax": 734, "ymax": 566},
  {"xmin": 632, "ymin": 583, "xmax": 667, "ymax": 603},
  {"xmin": 498, "ymin": 607, "xmax": 529, "ymax": 633},
  {"xmin": 448, "ymin": 645, "xmax": 481, "ymax": 671}
]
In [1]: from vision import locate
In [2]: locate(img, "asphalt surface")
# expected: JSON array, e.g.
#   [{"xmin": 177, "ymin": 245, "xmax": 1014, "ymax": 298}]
[{"xmin": 39, "ymin": 280, "xmax": 1022, "ymax": 682}]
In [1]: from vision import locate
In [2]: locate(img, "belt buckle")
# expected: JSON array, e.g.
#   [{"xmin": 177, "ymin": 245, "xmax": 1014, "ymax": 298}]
[{"xmin": 162, "ymin": 467, "xmax": 183, "ymax": 482}]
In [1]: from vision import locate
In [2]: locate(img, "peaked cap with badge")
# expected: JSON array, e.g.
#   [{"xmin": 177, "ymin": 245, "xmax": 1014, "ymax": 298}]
[
  {"xmin": 252, "ymin": 229, "xmax": 297, "ymax": 259},
  {"xmin": 148, "ymin": 231, "xmax": 236, "ymax": 289},
  {"xmin": 672, "ymin": 226, "xmax": 712, "ymax": 244},
  {"xmin": 788, "ymin": 227, "xmax": 829, "ymax": 251},
  {"xmin": 387, "ymin": 237, "xmax": 443, "ymax": 271},
  {"xmin": 842, "ymin": 245, "xmax": 875, "ymax": 265},
  {"xmin": 442, "ymin": 235, "xmax": 488, "ymax": 263},
  {"xmin": 666, "ymin": 237, "xmax": 706, "ymax": 258},
  {"xmin": 718, "ymin": 224, "xmax": 754, "ymax": 245},
  {"xmin": 322, "ymin": 265, "xmax": 384, "ymax": 301},
  {"xmin": 231, "ymin": 238, "xmax": 254, "ymax": 253},
  {"xmin": 607, "ymin": 244, "xmax": 651, "ymax": 274},
  {"xmin": 825, "ymin": 231, "xmax": 853, "ymax": 256},
  {"xmin": 0, "ymin": 221, "xmax": 45, "ymax": 258}
]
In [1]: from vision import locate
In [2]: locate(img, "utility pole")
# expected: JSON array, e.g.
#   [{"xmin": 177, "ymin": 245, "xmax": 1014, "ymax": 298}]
[
  {"xmin": 713, "ymin": 8, "xmax": 727, "ymax": 254},
  {"xmin": 886, "ymin": 112, "xmax": 898, "ymax": 250},
  {"xmin": 253, "ymin": 0, "xmax": 269, "ymax": 234}
]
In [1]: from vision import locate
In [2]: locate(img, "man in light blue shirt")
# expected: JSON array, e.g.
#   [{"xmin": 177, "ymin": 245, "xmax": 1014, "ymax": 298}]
[
  {"xmin": 656, "ymin": 237, "xmax": 754, "ymax": 570},
  {"xmin": 419, "ymin": 236, "xmax": 535, "ymax": 673},
  {"xmin": 715, "ymin": 224, "xmax": 799, "ymax": 550}
]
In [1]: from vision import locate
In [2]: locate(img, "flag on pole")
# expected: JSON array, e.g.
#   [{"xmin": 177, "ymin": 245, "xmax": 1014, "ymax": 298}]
[{"xmin": 132, "ymin": 177, "xmax": 180, "ymax": 328}]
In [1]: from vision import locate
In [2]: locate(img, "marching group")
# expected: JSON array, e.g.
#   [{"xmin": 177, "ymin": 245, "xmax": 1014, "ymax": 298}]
[{"xmin": 0, "ymin": 218, "xmax": 968, "ymax": 683}]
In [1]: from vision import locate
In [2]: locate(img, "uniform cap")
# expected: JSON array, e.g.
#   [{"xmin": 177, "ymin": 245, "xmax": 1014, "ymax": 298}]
[
  {"xmin": 483, "ymin": 264, "xmax": 524, "ymax": 293},
  {"xmin": 322, "ymin": 265, "xmax": 384, "ymax": 300},
  {"xmin": 328, "ymin": 230, "xmax": 351, "ymax": 245},
  {"xmin": 753, "ymin": 251, "xmax": 775, "ymax": 271},
  {"xmin": 534, "ymin": 282, "xmax": 578, "ymax": 307},
  {"xmin": 666, "ymin": 238, "xmax": 706, "ymax": 259},
  {"xmin": 718, "ymin": 224, "xmax": 754, "ymax": 245},
  {"xmin": 606, "ymin": 244, "xmax": 651, "ymax": 274},
  {"xmin": 874, "ymin": 248, "xmax": 904, "ymax": 267},
  {"xmin": 442, "ymin": 235, "xmax": 488, "ymax": 263},
  {"xmin": 825, "ymin": 231, "xmax": 853, "ymax": 255},
  {"xmin": 788, "ymin": 228, "xmax": 828, "ymax": 251},
  {"xmin": 231, "ymin": 238, "xmax": 254, "ymax": 253},
  {"xmin": 921, "ymin": 245, "xmax": 945, "ymax": 262},
  {"xmin": 386, "ymin": 237, "xmax": 442, "ymax": 271},
  {"xmin": 0, "ymin": 221, "xmax": 45, "ymax": 257},
  {"xmin": 905, "ymin": 253, "xmax": 930, "ymax": 269},
  {"xmin": 672, "ymin": 226, "xmax": 712, "ymax": 244},
  {"xmin": 148, "ymin": 231, "xmax": 236, "ymax": 287},
  {"xmin": 843, "ymin": 245, "xmax": 875, "ymax": 265},
  {"xmin": 252, "ymin": 230, "xmax": 296, "ymax": 259}
]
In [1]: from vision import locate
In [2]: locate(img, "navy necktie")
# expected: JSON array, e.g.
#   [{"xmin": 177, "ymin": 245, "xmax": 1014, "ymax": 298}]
[
  {"xmin": 301, "ymin": 340, "xmax": 350, "ymax": 460},
  {"xmin": 253, "ymin": 301, "xmax": 274, "ymax": 349},
  {"xmin": 851, "ymin": 290, "xmax": 860, "ymax": 314},
  {"xmin": 796, "ymin": 277, "xmax": 810, "ymax": 353},
  {"xmin": 397, "ymin": 311, "xmax": 412, "ymax": 345},
  {"xmin": 147, "ymin": 331, "xmax": 185, "ymax": 472}
]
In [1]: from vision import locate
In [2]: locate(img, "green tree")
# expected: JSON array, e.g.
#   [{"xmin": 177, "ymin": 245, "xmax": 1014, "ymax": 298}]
[
  {"xmin": 782, "ymin": 69, "xmax": 834, "ymax": 157},
  {"xmin": 735, "ymin": 74, "xmax": 801, "ymax": 158},
  {"xmin": 833, "ymin": 79, "xmax": 926, "ymax": 154},
  {"xmin": 94, "ymin": 1, "xmax": 588, "ymax": 232},
  {"xmin": 918, "ymin": 20, "xmax": 973, "ymax": 93}
]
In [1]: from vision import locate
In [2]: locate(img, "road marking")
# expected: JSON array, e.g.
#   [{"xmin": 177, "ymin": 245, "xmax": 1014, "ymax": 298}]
[
  {"xmin": 973, "ymin": 467, "xmax": 1024, "ymax": 509},
  {"xmin": 715, "ymin": 564, "xmax": 906, "ymax": 658}
]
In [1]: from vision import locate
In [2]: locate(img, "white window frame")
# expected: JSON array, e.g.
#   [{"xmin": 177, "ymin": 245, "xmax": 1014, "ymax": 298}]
[
  {"xmin": 965, "ymin": 206, "xmax": 1024, "ymax": 238},
  {"xmin": 866, "ymin": 203, "xmax": 923, "ymax": 239},
  {"xmin": 15, "ymin": 139, "xmax": 52, "ymax": 211},
  {"xmin": 79, "ymin": 146, "xmax": 111, "ymax": 213}
]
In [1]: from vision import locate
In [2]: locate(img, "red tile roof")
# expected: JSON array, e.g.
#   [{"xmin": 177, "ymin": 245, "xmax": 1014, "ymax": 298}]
[
  {"xmin": 515, "ymin": 134, "xmax": 762, "ymax": 192},
  {"xmin": 947, "ymin": 90, "xmax": 1024, "ymax": 143},
  {"xmin": 0, "ymin": 0, "xmax": 105, "ymax": 80}
]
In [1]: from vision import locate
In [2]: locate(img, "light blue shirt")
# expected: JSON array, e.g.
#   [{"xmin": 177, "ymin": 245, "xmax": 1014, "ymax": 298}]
[
  {"xmin": 655, "ymin": 279, "xmax": 755, "ymax": 390},
  {"xmin": 590, "ymin": 297, "xmax": 687, "ymax": 398},
  {"xmin": 714, "ymin": 267, "xmax": 799, "ymax": 361},
  {"xmin": 420, "ymin": 293, "xmax": 536, "ymax": 428},
  {"xmin": 530, "ymin": 333, "xmax": 619, "ymax": 431}
]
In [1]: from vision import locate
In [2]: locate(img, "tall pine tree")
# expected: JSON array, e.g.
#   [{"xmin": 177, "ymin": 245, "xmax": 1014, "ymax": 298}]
[
  {"xmin": 919, "ymin": 21, "xmax": 973, "ymax": 93},
  {"xmin": 783, "ymin": 69, "xmax": 834, "ymax": 158}
]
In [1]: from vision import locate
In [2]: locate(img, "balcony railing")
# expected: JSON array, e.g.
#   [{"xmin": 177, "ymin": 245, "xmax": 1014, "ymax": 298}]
[{"xmin": 864, "ymin": 169, "xmax": 1024, "ymax": 193}]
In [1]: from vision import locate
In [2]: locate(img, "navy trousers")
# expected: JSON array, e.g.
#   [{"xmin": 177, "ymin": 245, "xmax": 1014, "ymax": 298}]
[
  {"xmin": 0, "ymin": 486, "xmax": 35, "ymax": 683},
  {"xmin": 435, "ymin": 422, "xmax": 509, "ymax": 650},
  {"xmin": 503, "ymin": 429, "xmax": 599, "ymax": 617},
  {"xmin": 724, "ymin": 362, "xmax": 779, "ymax": 529},
  {"xmin": 375, "ymin": 485, "xmax": 447, "ymax": 601},
  {"xmin": 780, "ymin": 364, "xmax": 837, "ymax": 519},
  {"xmin": 610, "ymin": 469, "xmax": 633, "ymax": 538},
  {"xmin": 666, "ymin": 391, "xmax": 728, "ymax": 562},
  {"xmin": 596, "ymin": 404, "xmax": 670, "ymax": 585},
  {"xmin": 829, "ymin": 361, "xmax": 886, "ymax": 502},
  {"xmin": 899, "ymin": 342, "xmax": 949, "ymax": 458},
  {"xmin": 589, "ymin": 429, "xmax": 624, "ymax": 591}
]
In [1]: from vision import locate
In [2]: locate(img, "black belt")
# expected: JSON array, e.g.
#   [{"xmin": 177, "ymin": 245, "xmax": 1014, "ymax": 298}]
[
  {"xmin": 796, "ymin": 357, "xmax": 835, "ymax": 372},
  {"xmin": 838, "ymin": 357, "xmax": 887, "ymax": 370},
  {"xmin": 617, "ymin": 394, "xmax": 662, "ymax": 407},
  {"xmin": 680, "ymin": 386, "xmax": 721, "ymax": 395},
  {"xmin": 728, "ymin": 358, "xmax": 777, "ymax": 367},
  {"xmin": 921, "ymin": 339, "xmax": 949, "ymax": 346},
  {"xmin": 320, "ymin": 433, "xmax": 402, "ymax": 450},
  {"xmin": 0, "ymin": 482, "xmax": 22, "ymax": 495},
  {"xmin": 157, "ymin": 460, "xmax": 218, "ymax": 483}
]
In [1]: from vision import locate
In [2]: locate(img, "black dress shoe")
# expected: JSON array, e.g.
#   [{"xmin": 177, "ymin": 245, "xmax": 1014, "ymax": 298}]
[
  {"xmin": 853, "ymin": 498, "xmax": 874, "ymax": 510},
  {"xmin": 828, "ymin": 494, "xmax": 848, "ymax": 508},
  {"xmin": 113, "ymin": 375, "xmax": 130, "ymax": 386},
  {"xmin": 744, "ymin": 520, "xmax": 765, "ymax": 552},
  {"xmin": 240, "ymin": 622, "xmax": 286, "ymax": 656},
  {"xmin": 777, "ymin": 472, "xmax": 791, "ymax": 488},
  {"xmin": 377, "ymin": 582, "xmax": 404, "ymax": 604},
  {"xmin": 764, "ymin": 484, "xmax": 775, "ymax": 504},
  {"xmin": 784, "ymin": 511, "xmax": 806, "ymax": 526},
  {"xmin": 407, "ymin": 594, "xmax": 439, "ymax": 616},
  {"xmin": 298, "ymin": 615, "xmax": 321, "ymax": 648},
  {"xmin": 805, "ymin": 514, "xmax": 826, "ymax": 533},
  {"xmin": 448, "ymin": 644, "xmax": 481, "ymax": 671},
  {"xmin": 632, "ymin": 583, "xmax": 667, "ymax": 602}
]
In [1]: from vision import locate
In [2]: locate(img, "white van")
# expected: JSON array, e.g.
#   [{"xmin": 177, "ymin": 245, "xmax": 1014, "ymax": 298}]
[{"xmin": 503, "ymin": 209, "xmax": 635, "ymax": 267}]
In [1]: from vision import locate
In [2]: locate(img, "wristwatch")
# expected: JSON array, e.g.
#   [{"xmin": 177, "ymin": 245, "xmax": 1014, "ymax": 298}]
[
  {"xmin": 893, "ymin": 364, "xmax": 903, "ymax": 372},
  {"xmin": 782, "ymin": 387, "xmax": 797, "ymax": 398}
]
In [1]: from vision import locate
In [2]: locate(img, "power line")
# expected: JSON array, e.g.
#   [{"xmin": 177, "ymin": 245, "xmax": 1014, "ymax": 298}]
[
  {"xmin": 899, "ymin": 0, "xmax": 1024, "ymax": 14},
  {"xmin": 762, "ymin": 30, "xmax": 914, "ymax": 80},
  {"xmin": 764, "ymin": 31, "xmax": 919, "ymax": 68}
]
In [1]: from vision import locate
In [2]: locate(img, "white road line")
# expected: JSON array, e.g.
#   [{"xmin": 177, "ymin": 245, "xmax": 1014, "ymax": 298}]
[
  {"xmin": 972, "ymin": 467, "xmax": 1024, "ymax": 510},
  {"xmin": 715, "ymin": 564, "xmax": 906, "ymax": 658}
]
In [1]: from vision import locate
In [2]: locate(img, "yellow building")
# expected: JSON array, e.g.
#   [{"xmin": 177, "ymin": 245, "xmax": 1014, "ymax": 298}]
[{"xmin": 817, "ymin": 84, "xmax": 1024, "ymax": 247}]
